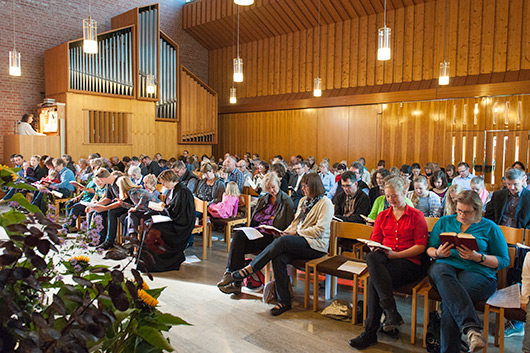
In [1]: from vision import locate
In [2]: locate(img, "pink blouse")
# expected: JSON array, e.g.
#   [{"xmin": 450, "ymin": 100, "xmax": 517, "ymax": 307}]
[{"xmin": 208, "ymin": 194, "xmax": 239, "ymax": 219}]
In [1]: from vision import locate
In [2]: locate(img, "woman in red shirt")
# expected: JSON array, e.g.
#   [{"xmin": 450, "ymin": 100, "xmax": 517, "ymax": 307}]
[{"xmin": 349, "ymin": 176, "xmax": 428, "ymax": 350}]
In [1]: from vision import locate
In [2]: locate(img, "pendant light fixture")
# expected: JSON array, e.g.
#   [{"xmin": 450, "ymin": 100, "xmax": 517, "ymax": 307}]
[
  {"xmin": 9, "ymin": 0, "xmax": 21, "ymax": 76},
  {"xmin": 313, "ymin": 0, "xmax": 322, "ymax": 97},
  {"xmin": 233, "ymin": 6, "xmax": 243, "ymax": 82},
  {"xmin": 83, "ymin": 0, "xmax": 98, "ymax": 54},
  {"xmin": 234, "ymin": 0, "xmax": 254, "ymax": 5},
  {"xmin": 439, "ymin": 0, "xmax": 450, "ymax": 85},
  {"xmin": 377, "ymin": 0, "xmax": 391, "ymax": 61},
  {"xmin": 229, "ymin": 3, "xmax": 238, "ymax": 104},
  {"xmin": 230, "ymin": 87, "xmax": 237, "ymax": 104}
]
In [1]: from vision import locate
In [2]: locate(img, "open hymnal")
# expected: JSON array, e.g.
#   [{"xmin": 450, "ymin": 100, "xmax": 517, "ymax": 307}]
[
  {"xmin": 356, "ymin": 238, "xmax": 392, "ymax": 251},
  {"xmin": 439, "ymin": 232, "xmax": 479, "ymax": 251},
  {"xmin": 332, "ymin": 216, "xmax": 344, "ymax": 222},
  {"xmin": 360, "ymin": 214, "xmax": 375, "ymax": 223},
  {"xmin": 486, "ymin": 284, "xmax": 521, "ymax": 309},
  {"xmin": 246, "ymin": 176, "xmax": 258, "ymax": 190},
  {"xmin": 148, "ymin": 201, "xmax": 165, "ymax": 211},
  {"xmin": 80, "ymin": 201, "xmax": 99, "ymax": 208},
  {"xmin": 257, "ymin": 225, "xmax": 283, "ymax": 237},
  {"xmin": 50, "ymin": 190, "xmax": 63, "ymax": 198},
  {"xmin": 235, "ymin": 227, "xmax": 264, "ymax": 240},
  {"xmin": 69, "ymin": 180, "xmax": 86, "ymax": 189},
  {"xmin": 337, "ymin": 261, "xmax": 368, "ymax": 275}
]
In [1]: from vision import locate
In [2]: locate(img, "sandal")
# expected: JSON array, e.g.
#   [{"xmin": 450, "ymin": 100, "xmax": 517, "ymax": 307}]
[{"xmin": 270, "ymin": 303, "xmax": 291, "ymax": 316}]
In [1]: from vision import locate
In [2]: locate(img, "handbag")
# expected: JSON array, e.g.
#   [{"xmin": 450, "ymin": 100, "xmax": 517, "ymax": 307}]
[{"xmin": 144, "ymin": 226, "xmax": 165, "ymax": 255}]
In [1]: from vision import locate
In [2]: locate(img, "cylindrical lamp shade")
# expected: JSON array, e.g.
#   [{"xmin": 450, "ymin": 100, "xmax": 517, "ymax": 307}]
[
  {"xmin": 234, "ymin": 0, "xmax": 254, "ymax": 5},
  {"xmin": 313, "ymin": 77, "xmax": 322, "ymax": 97},
  {"xmin": 233, "ymin": 57, "xmax": 243, "ymax": 82},
  {"xmin": 377, "ymin": 27, "xmax": 391, "ymax": 61},
  {"xmin": 83, "ymin": 17, "xmax": 98, "ymax": 54},
  {"xmin": 230, "ymin": 87, "xmax": 237, "ymax": 104},
  {"xmin": 439, "ymin": 61, "xmax": 450, "ymax": 85},
  {"xmin": 146, "ymin": 74, "xmax": 156, "ymax": 94},
  {"xmin": 9, "ymin": 49, "xmax": 21, "ymax": 76}
]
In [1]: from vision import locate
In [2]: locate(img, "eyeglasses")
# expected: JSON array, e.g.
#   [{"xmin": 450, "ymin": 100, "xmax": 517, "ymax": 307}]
[
  {"xmin": 456, "ymin": 209, "xmax": 474, "ymax": 216},
  {"xmin": 342, "ymin": 183, "xmax": 354, "ymax": 188},
  {"xmin": 301, "ymin": 184, "xmax": 308, "ymax": 189}
]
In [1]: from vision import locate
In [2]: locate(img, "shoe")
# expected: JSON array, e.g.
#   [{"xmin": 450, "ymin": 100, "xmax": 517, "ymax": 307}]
[
  {"xmin": 379, "ymin": 326, "xmax": 399, "ymax": 338},
  {"xmin": 505, "ymin": 320, "xmax": 524, "ymax": 337},
  {"xmin": 218, "ymin": 282, "xmax": 242, "ymax": 295},
  {"xmin": 382, "ymin": 309, "xmax": 404, "ymax": 332},
  {"xmin": 348, "ymin": 332, "xmax": 377, "ymax": 350},
  {"xmin": 97, "ymin": 242, "xmax": 114, "ymax": 250},
  {"xmin": 270, "ymin": 303, "xmax": 291, "ymax": 316},
  {"xmin": 466, "ymin": 329, "xmax": 486, "ymax": 352},
  {"xmin": 217, "ymin": 271, "xmax": 233, "ymax": 287}
]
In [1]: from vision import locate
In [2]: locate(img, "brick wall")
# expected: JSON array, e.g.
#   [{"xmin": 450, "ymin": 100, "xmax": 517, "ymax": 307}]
[{"xmin": 0, "ymin": 0, "xmax": 208, "ymax": 159}]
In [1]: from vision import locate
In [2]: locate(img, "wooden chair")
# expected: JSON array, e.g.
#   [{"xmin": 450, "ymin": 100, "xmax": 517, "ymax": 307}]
[
  {"xmin": 54, "ymin": 197, "xmax": 72, "ymax": 221},
  {"xmin": 243, "ymin": 186, "xmax": 259, "ymax": 196},
  {"xmin": 209, "ymin": 194, "xmax": 252, "ymax": 251},
  {"xmin": 305, "ymin": 221, "xmax": 374, "ymax": 324},
  {"xmin": 425, "ymin": 217, "xmax": 439, "ymax": 232},
  {"xmin": 192, "ymin": 198, "xmax": 210, "ymax": 260},
  {"xmin": 483, "ymin": 226, "xmax": 525, "ymax": 353}
]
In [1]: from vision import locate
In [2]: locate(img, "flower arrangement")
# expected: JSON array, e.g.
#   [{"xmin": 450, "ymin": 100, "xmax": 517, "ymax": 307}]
[{"xmin": 0, "ymin": 166, "xmax": 188, "ymax": 352}]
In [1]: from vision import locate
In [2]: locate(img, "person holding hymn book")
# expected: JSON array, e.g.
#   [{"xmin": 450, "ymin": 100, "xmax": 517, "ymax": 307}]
[
  {"xmin": 217, "ymin": 173, "xmax": 294, "ymax": 295},
  {"xmin": 426, "ymin": 190, "xmax": 509, "ymax": 353},
  {"xmin": 349, "ymin": 176, "xmax": 428, "ymax": 350},
  {"xmin": 220, "ymin": 173, "xmax": 332, "ymax": 316}
]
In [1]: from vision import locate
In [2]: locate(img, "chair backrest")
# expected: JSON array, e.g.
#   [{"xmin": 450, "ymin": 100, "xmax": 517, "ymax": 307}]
[
  {"xmin": 194, "ymin": 198, "xmax": 208, "ymax": 227},
  {"xmin": 425, "ymin": 217, "xmax": 439, "ymax": 232},
  {"xmin": 243, "ymin": 186, "xmax": 259, "ymax": 196},
  {"xmin": 155, "ymin": 183, "xmax": 164, "ymax": 193},
  {"xmin": 330, "ymin": 221, "xmax": 373, "ymax": 256},
  {"xmin": 499, "ymin": 225, "xmax": 525, "ymax": 245},
  {"xmin": 238, "ymin": 194, "xmax": 252, "ymax": 225}
]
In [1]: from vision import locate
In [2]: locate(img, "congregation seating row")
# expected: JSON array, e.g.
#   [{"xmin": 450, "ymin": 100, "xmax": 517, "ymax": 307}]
[{"xmin": 301, "ymin": 220, "xmax": 525, "ymax": 353}]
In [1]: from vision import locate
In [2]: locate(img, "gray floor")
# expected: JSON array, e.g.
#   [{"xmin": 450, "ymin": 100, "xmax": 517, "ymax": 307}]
[{"xmin": 95, "ymin": 232, "xmax": 524, "ymax": 353}]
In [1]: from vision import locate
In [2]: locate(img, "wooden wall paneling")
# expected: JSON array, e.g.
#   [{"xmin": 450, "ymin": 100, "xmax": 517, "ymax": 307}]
[
  {"xmin": 299, "ymin": 29, "xmax": 307, "ymax": 92},
  {"xmin": 334, "ymin": 22, "xmax": 343, "ymax": 89},
  {"xmin": 422, "ymin": 1, "xmax": 435, "ymax": 82},
  {"xmin": 257, "ymin": 39, "xmax": 264, "ymax": 96},
  {"xmin": 348, "ymin": 105, "xmax": 379, "ymax": 168},
  {"xmin": 306, "ymin": 27, "xmax": 314, "ymax": 92},
  {"xmin": 468, "ymin": 0, "xmax": 483, "ymax": 77},
  {"xmin": 280, "ymin": 33, "xmax": 288, "ymax": 95},
  {"xmin": 524, "ymin": 0, "xmax": 530, "ymax": 70},
  {"xmin": 402, "ymin": 5, "xmax": 415, "ymax": 83},
  {"xmin": 316, "ymin": 107, "xmax": 349, "ymax": 163},
  {"xmin": 523, "ymin": 95, "xmax": 530, "ymax": 130},
  {"xmin": 507, "ymin": 0, "xmax": 524, "ymax": 72},
  {"xmin": 480, "ymin": 0, "xmax": 495, "ymax": 75},
  {"xmin": 342, "ymin": 19, "xmax": 351, "ymax": 88},
  {"xmin": 366, "ymin": 14, "xmax": 377, "ymax": 87},
  {"xmin": 320, "ymin": 23, "xmax": 329, "ymax": 90},
  {"xmin": 375, "ymin": 12, "xmax": 384, "ymax": 85},
  {"xmin": 358, "ymin": 16, "xmax": 368, "ymax": 87},
  {"xmin": 326, "ymin": 22, "xmax": 336, "ymax": 90},
  {"xmin": 446, "ymin": 0, "xmax": 459, "ymax": 81},
  {"xmin": 349, "ymin": 17, "xmax": 359, "ymax": 87},
  {"xmin": 393, "ymin": 7, "xmax": 405, "ymax": 84},
  {"xmin": 493, "ymin": 0, "xmax": 509, "ymax": 74},
  {"xmin": 433, "ymin": 0, "xmax": 444, "ymax": 82},
  {"xmin": 288, "ymin": 108, "xmax": 318, "ymax": 159},
  {"xmin": 292, "ymin": 30, "xmax": 300, "ymax": 93},
  {"xmin": 412, "ymin": 3, "xmax": 424, "ymax": 82},
  {"xmin": 456, "ymin": 0, "xmax": 470, "ymax": 78},
  {"xmin": 288, "ymin": 32, "xmax": 296, "ymax": 94},
  {"xmin": 269, "ymin": 36, "xmax": 276, "ymax": 95}
]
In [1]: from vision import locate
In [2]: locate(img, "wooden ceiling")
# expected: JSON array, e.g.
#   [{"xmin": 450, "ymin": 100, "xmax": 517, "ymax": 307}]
[{"xmin": 183, "ymin": 0, "xmax": 435, "ymax": 49}]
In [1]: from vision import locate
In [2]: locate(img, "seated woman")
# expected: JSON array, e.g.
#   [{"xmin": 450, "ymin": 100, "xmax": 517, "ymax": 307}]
[
  {"xmin": 443, "ymin": 184, "xmax": 463, "ymax": 216},
  {"xmin": 119, "ymin": 176, "xmax": 161, "ymax": 236},
  {"xmin": 369, "ymin": 168, "xmax": 390, "ymax": 205},
  {"xmin": 217, "ymin": 173, "xmax": 294, "ymax": 294},
  {"xmin": 140, "ymin": 170, "xmax": 195, "ymax": 273},
  {"xmin": 195, "ymin": 162, "xmax": 225, "ymax": 205},
  {"xmin": 207, "ymin": 181, "xmax": 240, "ymax": 219},
  {"xmin": 349, "ymin": 176, "xmax": 429, "ymax": 349},
  {"xmin": 430, "ymin": 170, "xmax": 449, "ymax": 203},
  {"xmin": 223, "ymin": 173, "xmax": 333, "ymax": 316},
  {"xmin": 128, "ymin": 165, "xmax": 144, "ymax": 187},
  {"xmin": 17, "ymin": 114, "xmax": 45, "ymax": 136},
  {"xmin": 252, "ymin": 161, "xmax": 269, "ymax": 192},
  {"xmin": 446, "ymin": 164, "xmax": 457, "ymax": 185},
  {"xmin": 367, "ymin": 175, "xmax": 414, "ymax": 222},
  {"xmin": 271, "ymin": 162, "xmax": 289, "ymax": 194},
  {"xmin": 143, "ymin": 174, "xmax": 160, "ymax": 199},
  {"xmin": 470, "ymin": 176, "xmax": 491, "ymax": 211},
  {"xmin": 406, "ymin": 175, "xmax": 443, "ymax": 218},
  {"xmin": 63, "ymin": 178, "xmax": 98, "ymax": 231},
  {"xmin": 426, "ymin": 191, "xmax": 509, "ymax": 353}
]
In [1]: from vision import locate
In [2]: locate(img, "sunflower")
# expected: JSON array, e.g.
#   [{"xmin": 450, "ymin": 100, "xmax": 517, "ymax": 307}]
[
  {"xmin": 138, "ymin": 289, "xmax": 158, "ymax": 307},
  {"xmin": 71, "ymin": 256, "xmax": 90, "ymax": 264}
]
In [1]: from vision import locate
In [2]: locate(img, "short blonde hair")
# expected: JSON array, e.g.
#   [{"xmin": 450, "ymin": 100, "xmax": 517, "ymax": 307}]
[
  {"xmin": 117, "ymin": 176, "xmax": 139, "ymax": 199},
  {"xmin": 143, "ymin": 174, "xmax": 157, "ymax": 187},
  {"xmin": 225, "ymin": 181, "xmax": 240, "ymax": 197},
  {"xmin": 383, "ymin": 175, "xmax": 406, "ymax": 194},
  {"xmin": 158, "ymin": 169, "xmax": 179, "ymax": 183},
  {"xmin": 455, "ymin": 190, "xmax": 483, "ymax": 222}
]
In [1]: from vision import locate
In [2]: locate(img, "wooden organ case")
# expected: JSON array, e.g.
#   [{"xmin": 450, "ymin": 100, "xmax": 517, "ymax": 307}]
[{"xmin": 45, "ymin": 3, "xmax": 217, "ymax": 160}]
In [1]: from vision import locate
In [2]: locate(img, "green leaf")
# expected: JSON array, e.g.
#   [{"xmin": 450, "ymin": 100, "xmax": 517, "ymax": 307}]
[
  {"xmin": 114, "ymin": 308, "xmax": 135, "ymax": 324},
  {"xmin": 0, "ymin": 209, "xmax": 29, "ymax": 228},
  {"xmin": 7, "ymin": 193, "xmax": 42, "ymax": 214},
  {"xmin": 145, "ymin": 287, "xmax": 165, "ymax": 299},
  {"xmin": 136, "ymin": 326, "xmax": 174, "ymax": 352},
  {"xmin": 156, "ymin": 313, "xmax": 190, "ymax": 326}
]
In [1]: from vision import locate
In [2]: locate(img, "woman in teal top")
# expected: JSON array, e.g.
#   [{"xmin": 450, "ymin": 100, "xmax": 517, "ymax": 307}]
[{"xmin": 427, "ymin": 190, "xmax": 509, "ymax": 353}]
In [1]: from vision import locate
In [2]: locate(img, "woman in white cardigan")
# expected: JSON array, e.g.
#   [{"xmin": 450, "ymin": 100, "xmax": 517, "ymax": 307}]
[
  {"xmin": 224, "ymin": 172, "xmax": 334, "ymax": 316},
  {"xmin": 17, "ymin": 114, "xmax": 45, "ymax": 136}
]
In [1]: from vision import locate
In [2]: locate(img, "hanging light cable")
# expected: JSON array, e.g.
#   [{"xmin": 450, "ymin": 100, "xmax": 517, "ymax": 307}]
[
  {"xmin": 9, "ymin": 0, "xmax": 21, "ymax": 76},
  {"xmin": 234, "ymin": 0, "xmax": 254, "ymax": 5},
  {"xmin": 313, "ymin": 0, "xmax": 322, "ymax": 97},
  {"xmin": 439, "ymin": 0, "xmax": 450, "ymax": 85},
  {"xmin": 83, "ymin": 0, "xmax": 97, "ymax": 54},
  {"xmin": 377, "ymin": 0, "xmax": 391, "ymax": 61},
  {"xmin": 233, "ymin": 6, "xmax": 243, "ymax": 82}
]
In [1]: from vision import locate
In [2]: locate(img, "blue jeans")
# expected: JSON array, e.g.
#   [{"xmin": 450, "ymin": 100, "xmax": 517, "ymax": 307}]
[
  {"xmin": 429, "ymin": 262, "xmax": 497, "ymax": 353},
  {"xmin": 250, "ymin": 236, "xmax": 325, "ymax": 306},
  {"xmin": 31, "ymin": 188, "xmax": 71, "ymax": 213}
]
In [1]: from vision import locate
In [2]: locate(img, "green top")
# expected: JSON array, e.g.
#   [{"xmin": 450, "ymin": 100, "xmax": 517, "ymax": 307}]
[{"xmin": 367, "ymin": 195, "xmax": 414, "ymax": 220}]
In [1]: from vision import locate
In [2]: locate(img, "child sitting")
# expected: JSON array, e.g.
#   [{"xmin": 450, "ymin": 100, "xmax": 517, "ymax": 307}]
[{"xmin": 208, "ymin": 181, "xmax": 240, "ymax": 219}]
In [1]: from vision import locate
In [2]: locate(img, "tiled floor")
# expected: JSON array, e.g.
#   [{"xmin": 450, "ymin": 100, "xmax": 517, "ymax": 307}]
[{"xmin": 92, "ymin": 232, "xmax": 524, "ymax": 353}]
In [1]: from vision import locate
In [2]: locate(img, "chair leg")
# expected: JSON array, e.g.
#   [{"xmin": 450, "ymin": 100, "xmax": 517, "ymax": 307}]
[
  {"xmin": 494, "ymin": 312, "xmax": 500, "ymax": 346},
  {"xmin": 202, "ymin": 228, "xmax": 207, "ymax": 260},
  {"xmin": 313, "ymin": 270, "xmax": 319, "ymax": 312},
  {"xmin": 363, "ymin": 281, "xmax": 368, "ymax": 325},
  {"xmin": 208, "ymin": 224, "xmax": 213, "ymax": 247},
  {"xmin": 225, "ymin": 225, "xmax": 231, "ymax": 252},
  {"xmin": 483, "ymin": 305, "xmax": 489, "ymax": 353},
  {"xmin": 352, "ymin": 274, "xmax": 358, "ymax": 325},
  {"xmin": 499, "ymin": 309, "xmax": 504, "ymax": 353},
  {"xmin": 423, "ymin": 297, "xmax": 429, "ymax": 348},
  {"xmin": 411, "ymin": 288, "xmax": 417, "ymax": 344},
  {"xmin": 304, "ymin": 263, "xmax": 311, "ymax": 309},
  {"xmin": 292, "ymin": 267, "xmax": 298, "ymax": 286}
]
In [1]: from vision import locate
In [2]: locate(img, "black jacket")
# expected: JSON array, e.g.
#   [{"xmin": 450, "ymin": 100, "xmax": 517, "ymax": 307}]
[
  {"xmin": 333, "ymin": 190, "xmax": 371, "ymax": 223},
  {"xmin": 251, "ymin": 190, "xmax": 294, "ymax": 230},
  {"xmin": 485, "ymin": 188, "xmax": 530, "ymax": 229}
]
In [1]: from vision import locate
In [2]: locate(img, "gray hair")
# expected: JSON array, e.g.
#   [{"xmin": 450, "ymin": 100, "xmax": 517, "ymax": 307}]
[
  {"xmin": 506, "ymin": 168, "xmax": 526, "ymax": 181},
  {"xmin": 128, "ymin": 165, "xmax": 142, "ymax": 177}
]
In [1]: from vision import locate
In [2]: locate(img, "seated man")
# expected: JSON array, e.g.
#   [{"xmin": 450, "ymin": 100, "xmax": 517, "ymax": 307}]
[
  {"xmin": 452, "ymin": 162, "xmax": 476, "ymax": 190},
  {"xmin": 172, "ymin": 160, "xmax": 199, "ymax": 193},
  {"xmin": 31, "ymin": 158, "xmax": 75, "ymax": 213},
  {"xmin": 141, "ymin": 155, "xmax": 161, "ymax": 176},
  {"xmin": 333, "ymin": 171, "xmax": 371, "ymax": 223}
]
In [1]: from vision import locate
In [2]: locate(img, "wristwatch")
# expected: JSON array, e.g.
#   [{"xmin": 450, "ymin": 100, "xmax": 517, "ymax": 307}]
[{"xmin": 478, "ymin": 253, "xmax": 486, "ymax": 263}]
